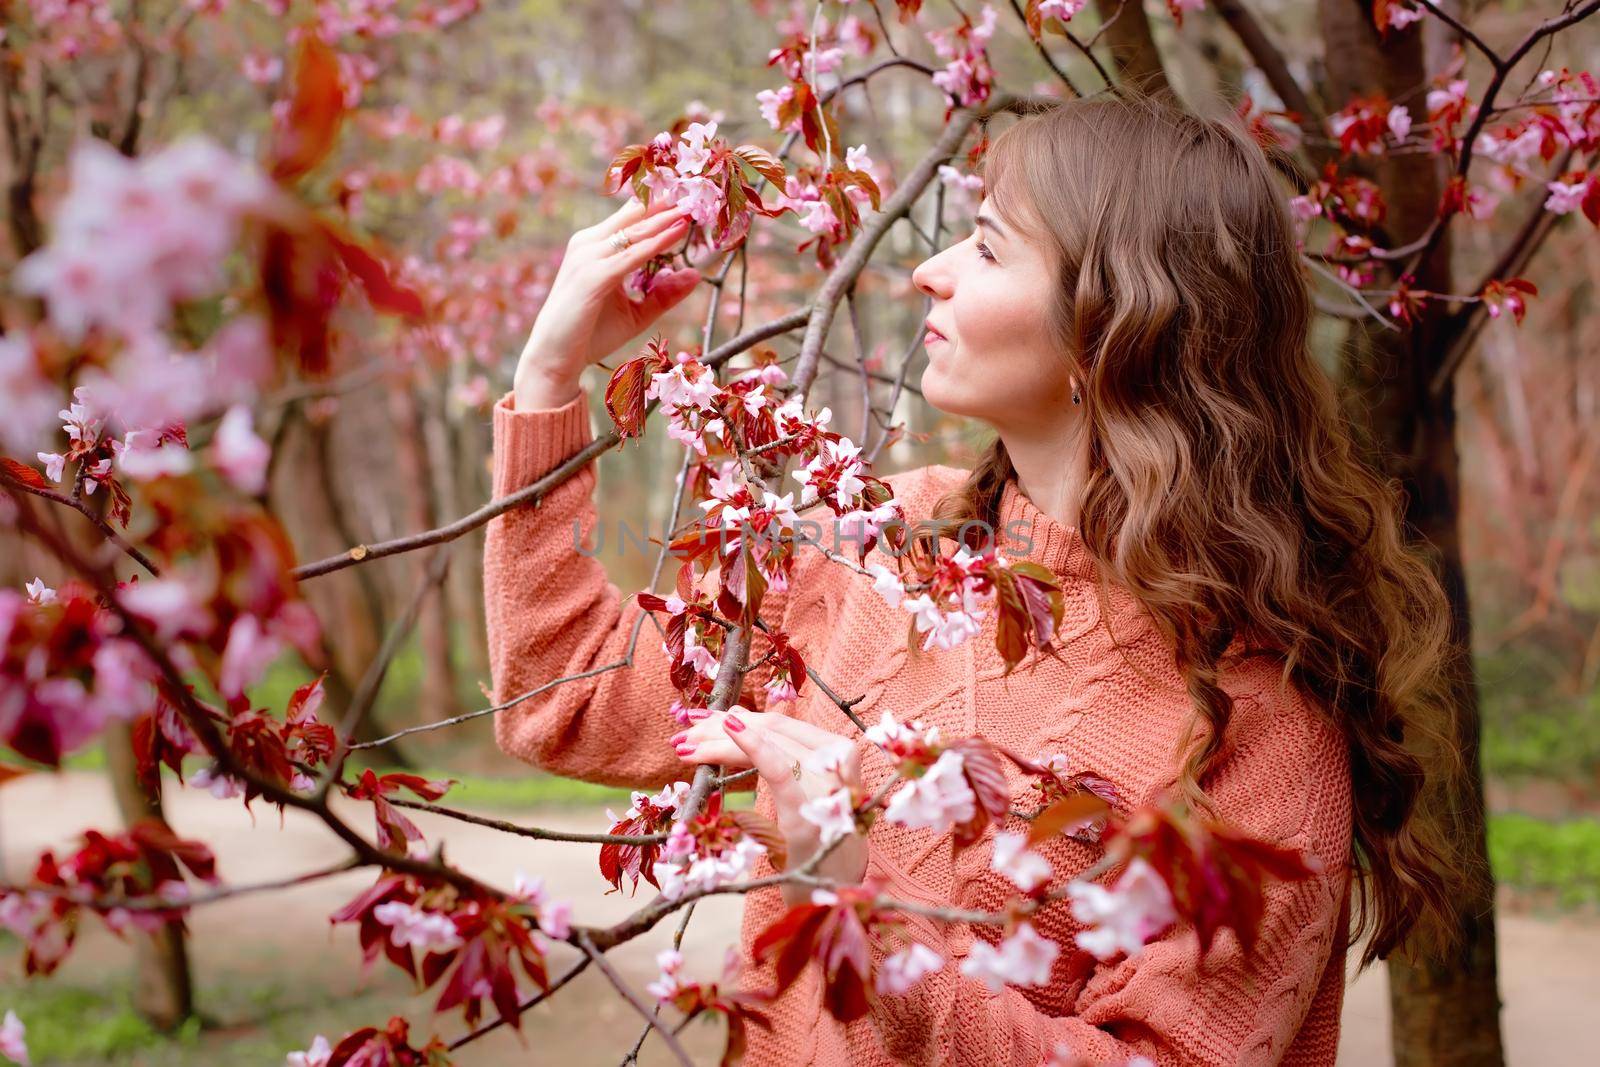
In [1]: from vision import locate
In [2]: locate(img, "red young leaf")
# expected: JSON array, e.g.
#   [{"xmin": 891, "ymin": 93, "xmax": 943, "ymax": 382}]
[
  {"xmin": 605, "ymin": 354, "xmax": 654, "ymax": 438},
  {"xmin": 0, "ymin": 457, "xmax": 49, "ymax": 490},
  {"xmin": 324, "ymin": 222, "xmax": 427, "ymax": 319},
  {"xmin": 1026, "ymin": 793, "xmax": 1110, "ymax": 847},
  {"xmin": 269, "ymin": 33, "xmax": 346, "ymax": 183}
]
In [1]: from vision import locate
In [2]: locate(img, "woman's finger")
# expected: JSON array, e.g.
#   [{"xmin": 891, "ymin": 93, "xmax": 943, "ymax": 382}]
[
  {"xmin": 610, "ymin": 203, "xmax": 692, "ymax": 250},
  {"xmin": 605, "ymin": 213, "xmax": 693, "ymax": 274},
  {"xmin": 749, "ymin": 710, "xmax": 859, "ymax": 754},
  {"xmin": 590, "ymin": 193, "xmax": 679, "ymax": 239},
  {"xmin": 683, "ymin": 709, "xmax": 849, "ymax": 761},
  {"xmin": 723, "ymin": 717, "xmax": 811, "ymax": 814},
  {"xmin": 679, "ymin": 714, "xmax": 809, "ymax": 768}
]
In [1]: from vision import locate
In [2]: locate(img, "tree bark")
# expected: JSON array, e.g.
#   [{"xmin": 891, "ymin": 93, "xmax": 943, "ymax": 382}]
[
  {"xmin": 1093, "ymin": 0, "xmax": 1172, "ymax": 94},
  {"xmin": 105, "ymin": 723, "xmax": 196, "ymax": 1030},
  {"xmin": 1317, "ymin": 2, "xmax": 1506, "ymax": 1063}
]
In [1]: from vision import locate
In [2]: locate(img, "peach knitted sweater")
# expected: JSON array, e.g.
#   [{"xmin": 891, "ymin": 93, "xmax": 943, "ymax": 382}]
[{"xmin": 484, "ymin": 385, "xmax": 1354, "ymax": 1067}]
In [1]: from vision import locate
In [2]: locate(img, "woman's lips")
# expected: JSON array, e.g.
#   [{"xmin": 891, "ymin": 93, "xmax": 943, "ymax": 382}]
[{"xmin": 924, "ymin": 321, "xmax": 947, "ymax": 342}]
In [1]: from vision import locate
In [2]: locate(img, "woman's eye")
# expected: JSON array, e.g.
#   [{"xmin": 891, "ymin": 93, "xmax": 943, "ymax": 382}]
[{"xmin": 976, "ymin": 241, "xmax": 996, "ymax": 262}]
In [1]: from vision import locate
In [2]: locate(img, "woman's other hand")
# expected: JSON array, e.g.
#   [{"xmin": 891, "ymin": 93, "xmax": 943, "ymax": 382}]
[{"xmin": 674, "ymin": 708, "xmax": 870, "ymax": 907}]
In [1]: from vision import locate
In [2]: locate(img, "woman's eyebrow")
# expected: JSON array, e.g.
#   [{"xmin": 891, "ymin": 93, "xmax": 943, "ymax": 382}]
[{"xmin": 975, "ymin": 212, "xmax": 1007, "ymax": 243}]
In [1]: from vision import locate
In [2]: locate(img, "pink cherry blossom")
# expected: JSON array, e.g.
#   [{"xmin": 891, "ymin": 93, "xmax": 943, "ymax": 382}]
[
  {"xmin": 189, "ymin": 764, "xmax": 245, "ymax": 800},
  {"xmin": 1386, "ymin": 104, "xmax": 1413, "ymax": 142},
  {"xmin": 794, "ymin": 436, "xmax": 866, "ymax": 508},
  {"xmin": 802, "ymin": 737, "xmax": 856, "ymax": 781},
  {"xmin": 286, "ymin": 1034, "xmax": 331, "ymax": 1067},
  {"xmin": 646, "ymin": 947, "xmax": 687, "ymax": 1002},
  {"xmin": 938, "ymin": 164, "xmax": 984, "ymax": 193},
  {"xmin": 372, "ymin": 901, "xmax": 464, "ymax": 954},
  {"xmin": 865, "ymin": 562, "xmax": 905, "ymax": 608},
  {"xmin": 798, "ymin": 786, "xmax": 857, "ymax": 846},
  {"xmin": 219, "ymin": 614, "xmax": 282, "ymax": 698},
  {"xmin": 241, "ymin": 51, "xmax": 282, "ymax": 85},
  {"xmin": 121, "ymin": 578, "xmax": 210, "ymax": 642},
  {"xmin": 117, "ymin": 434, "xmax": 193, "ymax": 482},
  {"xmin": 757, "ymin": 85, "xmax": 796, "ymax": 131},
  {"xmin": 883, "ymin": 749, "xmax": 976, "ymax": 831},
  {"xmin": 0, "ymin": 1009, "xmax": 28, "ymax": 1067},
  {"xmin": 876, "ymin": 941, "xmax": 943, "ymax": 995},
  {"xmin": 864, "ymin": 710, "xmax": 943, "ymax": 757},
  {"xmin": 1382, "ymin": 1, "xmax": 1425, "ymax": 30},
  {"xmin": 14, "ymin": 138, "xmax": 277, "ymax": 344},
  {"xmin": 508, "ymin": 870, "xmax": 573, "ymax": 938},
  {"xmin": 959, "ymin": 920, "xmax": 1058, "ymax": 991},
  {"xmin": 1037, "ymin": 0, "xmax": 1088, "ymax": 20},
  {"xmin": 991, "ymin": 831, "xmax": 1052, "ymax": 893},
  {"xmin": 763, "ymin": 677, "xmax": 799, "ymax": 705},
  {"xmin": 0, "ymin": 334, "xmax": 56, "ymax": 454},
  {"xmin": 34, "ymin": 452, "xmax": 66, "ymax": 484},
  {"xmin": 651, "ymin": 828, "xmax": 767, "ymax": 900},
  {"xmin": 211, "ymin": 405, "xmax": 270, "ymax": 494},
  {"xmin": 1544, "ymin": 177, "xmax": 1590, "ymax": 214},
  {"xmin": 1065, "ymin": 857, "xmax": 1178, "ymax": 961}
]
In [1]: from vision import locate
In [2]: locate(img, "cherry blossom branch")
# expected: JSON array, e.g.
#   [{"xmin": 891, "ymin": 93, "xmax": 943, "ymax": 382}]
[
  {"xmin": 1006, "ymin": 0, "xmax": 1085, "ymax": 97},
  {"xmin": 348, "ymin": 657, "xmax": 634, "ymax": 749},
  {"xmin": 1301, "ymin": 253, "xmax": 1399, "ymax": 331},
  {"xmin": 1210, "ymin": 0, "xmax": 1326, "ymax": 140},
  {"xmin": 445, "ymin": 955, "xmax": 591, "ymax": 1052},
  {"xmin": 316, "ymin": 544, "xmax": 453, "ymax": 795},
  {"xmin": 382, "ymin": 796, "xmax": 670, "ymax": 846},
  {"xmin": 5, "ymin": 488, "xmax": 511, "ymax": 903},
  {"xmin": 1413, "ymin": 0, "xmax": 1503, "ymax": 69},
  {"xmin": 1396, "ymin": 0, "xmax": 1600, "ymax": 281},
  {"xmin": 0, "ymin": 467, "xmax": 162, "ymax": 576},
  {"xmin": 289, "ymin": 309, "xmax": 811, "ymax": 581},
  {"xmin": 8, "ymin": 857, "xmax": 364, "ymax": 913},
  {"xmin": 1429, "ymin": 148, "xmax": 1576, "ymax": 399},
  {"xmin": 576, "ymin": 929, "xmax": 695, "ymax": 1067}
]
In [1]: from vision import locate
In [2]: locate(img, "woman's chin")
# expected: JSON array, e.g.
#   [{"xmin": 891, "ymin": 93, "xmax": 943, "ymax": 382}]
[{"xmin": 920, "ymin": 373, "xmax": 981, "ymax": 418}]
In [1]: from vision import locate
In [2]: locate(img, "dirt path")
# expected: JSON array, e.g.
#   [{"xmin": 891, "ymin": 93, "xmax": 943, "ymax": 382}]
[{"xmin": 2, "ymin": 772, "xmax": 1594, "ymax": 1065}]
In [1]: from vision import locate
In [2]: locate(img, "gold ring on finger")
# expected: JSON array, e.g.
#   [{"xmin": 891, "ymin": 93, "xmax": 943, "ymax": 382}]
[
  {"xmin": 790, "ymin": 759, "xmax": 802, "ymax": 781},
  {"xmin": 608, "ymin": 229, "xmax": 631, "ymax": 252}
]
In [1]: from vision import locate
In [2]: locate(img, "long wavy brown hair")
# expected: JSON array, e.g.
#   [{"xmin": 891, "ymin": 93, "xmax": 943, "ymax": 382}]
[{"xmin": 928, "ymin": 91, "xmax": 1463, "ymax": 967}]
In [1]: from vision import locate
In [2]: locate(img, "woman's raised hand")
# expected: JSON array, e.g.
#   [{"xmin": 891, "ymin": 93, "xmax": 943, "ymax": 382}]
[{"xmin": 512, "ymin": 196, "xmax": 702, "ymax": 411}]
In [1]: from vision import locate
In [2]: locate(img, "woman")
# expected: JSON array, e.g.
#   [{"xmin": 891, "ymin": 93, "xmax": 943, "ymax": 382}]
[{"xmin": 484, "ymin": 92, "xmax": 1461, "ymax": 1065}]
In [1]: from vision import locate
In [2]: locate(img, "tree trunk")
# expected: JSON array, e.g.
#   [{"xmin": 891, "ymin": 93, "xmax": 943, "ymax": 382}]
[
  {"xmin": 104, "ymin": 720, "xmax": 196, "ymax": 1030},
  {"xmin": 1317, "ymin": 2, "xmax": 1506, "ymax": 1063}
]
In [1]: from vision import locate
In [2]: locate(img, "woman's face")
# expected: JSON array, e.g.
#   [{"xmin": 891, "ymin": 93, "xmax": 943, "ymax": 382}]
[{"xmin": 910, "ymin": 196, "xmax": 1076, "ymax": 431}]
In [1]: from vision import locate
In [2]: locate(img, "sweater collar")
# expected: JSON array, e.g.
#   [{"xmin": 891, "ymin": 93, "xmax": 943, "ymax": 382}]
[{"xmin": 996, "ymin": 478, "xmax": 1096, "ymax": 580}]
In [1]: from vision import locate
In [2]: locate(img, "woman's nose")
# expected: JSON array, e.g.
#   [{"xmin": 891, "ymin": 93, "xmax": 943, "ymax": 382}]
[{"xmin": 911, "ymin": 252, "xmax": 951, "ymax": 300}]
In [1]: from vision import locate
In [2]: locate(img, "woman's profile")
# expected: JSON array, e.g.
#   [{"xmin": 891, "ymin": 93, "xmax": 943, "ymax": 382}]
[{"xmin": 483, "ymin": 90, "xmax": 1462, "ymax": 1066}]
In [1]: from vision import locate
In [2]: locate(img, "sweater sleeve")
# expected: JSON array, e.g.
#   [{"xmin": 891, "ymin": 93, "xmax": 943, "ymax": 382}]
[
  {"xmin": 865, "ymin": 698, "xmax": 1353, "ymax": 1067},
  {"xmin": 483, "ymin": 384, "xmax": 797, "ymax": 790}
]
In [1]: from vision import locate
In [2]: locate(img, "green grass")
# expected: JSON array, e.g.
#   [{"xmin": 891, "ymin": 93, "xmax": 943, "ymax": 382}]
[
  {"xmin": 1487, "ymin": 811, "xmax": 1600, "ymax": 908},
  {"xmin": 1478, "ymin": 643, "xmax": 1600, "ymax": 788},
  {"xmin": 0, "ymin": 981, "xmax": 200, "ymax": 1063}
]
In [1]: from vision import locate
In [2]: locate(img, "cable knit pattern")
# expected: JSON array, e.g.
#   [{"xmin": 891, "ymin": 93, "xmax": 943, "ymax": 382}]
[{"xmin": 484, "ymin": 385, "xmax": 1354, "ymax": 1066}]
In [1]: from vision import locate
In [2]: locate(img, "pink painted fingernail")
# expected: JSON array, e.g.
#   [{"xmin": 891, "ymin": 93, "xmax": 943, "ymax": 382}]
[
  {"xmin": 670, "ymin": 731, "xmax": 688, "ymax": 745},
  {"xmin": 675, "ymin": 743, "xmax": 695, "ymax": 756},
  {"xmin": 724, "ymin": 715, "xmax": 746, "ymax": 732}
]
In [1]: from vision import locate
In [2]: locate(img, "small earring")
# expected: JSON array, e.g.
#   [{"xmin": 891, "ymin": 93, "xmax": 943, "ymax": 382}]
[{"xmin": 1071, "ymin": 385, "xmax": 1082, "ymax": 405}]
